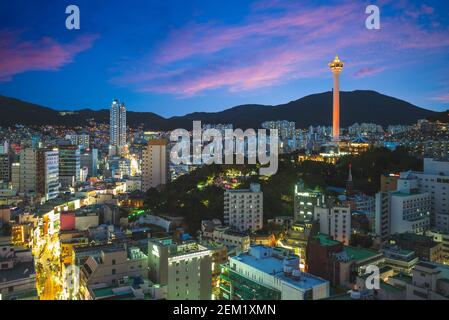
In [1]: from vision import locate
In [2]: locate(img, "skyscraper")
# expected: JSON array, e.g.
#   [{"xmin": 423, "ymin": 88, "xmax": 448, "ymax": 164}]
[
  {"xmin": 329, "ymin": 56, "xmax": 344, "ymax": 142},
  {"xmin": 109, "ymin": 99, "xmax": 127, "ymax": 156}
]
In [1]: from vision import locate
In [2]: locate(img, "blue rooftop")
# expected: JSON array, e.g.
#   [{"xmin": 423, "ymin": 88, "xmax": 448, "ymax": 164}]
[{"xmin": 231, "ymin": 245, "xmax": 327, "ymax": 290}]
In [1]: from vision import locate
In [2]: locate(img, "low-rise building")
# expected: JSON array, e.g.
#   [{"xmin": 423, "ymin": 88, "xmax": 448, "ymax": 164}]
[
  {"xmin": 390, "ymin": 233, "xmax": 444, "ymax": 263},
  {"xmin": 0, "ymin": 241, "xmax": 37, "ymax": 300},
  {"xmin": 387, "ymin": 262, "xmax": 449, "ymax": 300},
  {"xmin": 307, "ymin": 234, "xmax": 384, "ymax": 287},
  {"xmin": 219, "ymin": 245, "xmax": 329, "ymax": 300},
  {"xmin": 202, "ymin": 222, "xmax": 250, "ymax": 253},
  {"xmin": 79, "ymin": 244, "xmax": 148, "ymax": 299},
  {"xmin": 380, "ymin": 244, "xmax": 419, "ymax": 274}
]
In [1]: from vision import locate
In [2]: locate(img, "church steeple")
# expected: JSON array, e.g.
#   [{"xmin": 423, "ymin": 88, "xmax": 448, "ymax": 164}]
[{"xmin": 346, "ymin": 163, "xmax": 354, "ymax": 196}]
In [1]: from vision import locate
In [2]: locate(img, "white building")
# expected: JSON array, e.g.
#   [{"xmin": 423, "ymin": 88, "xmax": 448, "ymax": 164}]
[
  {"xmin": 404, "ymin": 158, "xmax": 449, "ymax": 233},
  {"xmin": 224, "ymin": 183, "xmax": 263, "ymax": 232},
  {"xmin": 109, "ymin": 99, "xmax": 127, "ymax": 156},
  {"xmin": 38, "ymin": 149, "xmax": 60, "ymax": 201},
  {"xmin": 224, "ymin": 245, "xmax": 329, "ymax": 300},
  {"xmin": 65, "ymin": 133, "xmax": 90, "ymax": 150},
  {"xmin": 148, "ymin": 239, "xmax": 212, "ymax": 300},
  {"xmin": 141, "ymin": 140, "xmax": 169, "ymax": 191},
  {"xmin": 314, "ymin": 205, "xmax": 351, "ymax": 245},
  {"xmin": 11, "ymin": 162, "xmax": 20, "ymax": 191},
  {"xmin": 375, "ymin": 172, "xmax": 432, "ymax": 239},
  {"xmin": 388, "ymin": 262, "xmax": 449, "ymax": 300},
  {"xmin": 201, "ymin": 221, "xmax": 250, "ymax": 252}
]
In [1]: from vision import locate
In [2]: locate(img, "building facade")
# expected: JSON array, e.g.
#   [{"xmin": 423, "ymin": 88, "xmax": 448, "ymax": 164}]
[
  {"xmin": 148, "ymin": 239, "xmax": 212, "ymax": 300},
  {"xmin": 141, "ymin": 140, "xmax": 169, "ymax": 191},
  {"xmin": 224, "ymin": 183, "xmax": 263, "ymax": 232},
  {"xmin": 109, "ymin": 99, "xmax": 127, "ymax": 156},
  {"xmin": 219, "ymin": 245, "xmax": 329, "ymax": 300}
]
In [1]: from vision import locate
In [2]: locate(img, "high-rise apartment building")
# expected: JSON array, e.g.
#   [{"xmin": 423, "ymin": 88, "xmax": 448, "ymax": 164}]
[
  {"xmin": 261, "ymin": 120, "xmax": 296, "ymax": 140},
  {"xmin": 224, "ymin": 183, "xmax": 263, "ymax": 232},
  {"xmin": 141, "ymin": 140, "xmax": 169, "ymax": 191},
  {"xmin": 148, "ymin": 239, "xmax": 212, "ymax": 300},
  {"xmin": 109, "ymin": 99, "xmax": 127, "ymax": 156}
]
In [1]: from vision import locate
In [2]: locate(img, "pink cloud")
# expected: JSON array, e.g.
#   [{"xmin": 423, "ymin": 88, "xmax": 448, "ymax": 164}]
[
  {"xmin": 431, "ymin": 93, "xmax": 449, "ymax": 103},
  {"xmin": 153, "ymin": 2, "xmax": 358, "ymax": 64},
  {"xmin": 112, "ymin": 0, "xmax": 449, "ymax": 96},
  {"xmin": 0, "ymin": 30, "xmax": 98, "ymax": 81},
  {"xmin": 353, "ymin": 67, "xmax": 386, "ymax": 78}
]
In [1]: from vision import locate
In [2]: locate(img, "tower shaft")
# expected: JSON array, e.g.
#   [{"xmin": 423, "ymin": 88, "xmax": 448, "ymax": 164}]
[{"xmin": 333, "ymin": 72, "xmax": 340, "ymax": 142}]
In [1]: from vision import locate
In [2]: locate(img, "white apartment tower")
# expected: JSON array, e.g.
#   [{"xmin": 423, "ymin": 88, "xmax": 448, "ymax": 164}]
[
  {"xmin": 141, "ymin": 140, "xmax": 169, "ymax": 191},
  {"xmin": 109, "ymin": 99, "xmax": 127, "ymax": 156},
  {"xmin": 375, "ymin": 171, "xmax": 432, "ymax": 239},
  {"xmin": 37, "ymin": 149, "xmax": 60, "ymax": 200},
  {"xmin": 413, "ymin": 158, "xmax": 449, "ymax": 233},
  {"xmin": 224, "ymin": 183, "xmax": 263, "ymax": 232}
]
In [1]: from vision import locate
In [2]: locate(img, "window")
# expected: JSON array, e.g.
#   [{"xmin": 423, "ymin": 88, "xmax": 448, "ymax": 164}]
[{"xmin": 112, "ymin": 269, "xmax": 116, "ymax": 275}]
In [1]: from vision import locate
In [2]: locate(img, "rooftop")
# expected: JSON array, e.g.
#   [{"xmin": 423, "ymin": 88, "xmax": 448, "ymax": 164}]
[
  {"xmin": 231, "ymin": 246, "xmax": 327, "ymax": 290},
  {"xmin": 0, "ymin": 261, "xmax": 35, "ymax": 283},
  {"xmin": 315, "ymin": 233, "xmax": 340, "ymax": 247},
  {"xmin": 343, "ymin": 246, "xmax": 381, "ymax": 262}
]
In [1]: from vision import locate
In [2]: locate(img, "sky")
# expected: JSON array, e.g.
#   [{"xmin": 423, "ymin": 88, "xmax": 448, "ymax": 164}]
[{"xmin": 0, "ymin": 0, "xmax": 449, "ymax": 117}]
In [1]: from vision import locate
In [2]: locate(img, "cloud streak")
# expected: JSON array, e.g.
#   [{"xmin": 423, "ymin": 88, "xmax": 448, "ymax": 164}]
[
  {"xmin": 0, "ymin": 30, "xmax": 98, "ymax": 82},
  {"xmin": 112, "ymin": 0, "xmax": 449, "ymax": 96}
]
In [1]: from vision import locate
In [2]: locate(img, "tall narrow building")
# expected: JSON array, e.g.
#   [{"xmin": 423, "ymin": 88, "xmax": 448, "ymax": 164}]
[
  {"xmin": 141, "ymin": 140, "xmax": 169, "ymax": 191},
  {"xmin": 224, "ymin": 183, "xmax": 263, "ymax": 232},
  {"xmin": 329, "ymin": 56, "xmax": 344, "ymax": 142},
  {"xmin": 346, "ymin": 163, "xmax": 354, "ymax": 196},
  {"xmin": 37, "ymin": 148, "xmax": 60, "ymax": 200},
  {"xmin": 19, "ymin": 148, "xmax": 38, "ymax": 195},
  {"xmin": 109, "ymin": 99, "xmax": 127, "ymax": 156},
  {"xmin": 0, "ymin": 154, "xmax": 10, "ymax": 186},
  {"xmin": 58, "ymin": 145, "xmax": 80, "ymax": 188}
]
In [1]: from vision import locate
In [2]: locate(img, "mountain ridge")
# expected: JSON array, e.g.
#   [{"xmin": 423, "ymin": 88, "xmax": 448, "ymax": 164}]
[{"xmin": 0, "ymin": 90, "xmax": 438, "ymax": 130}]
